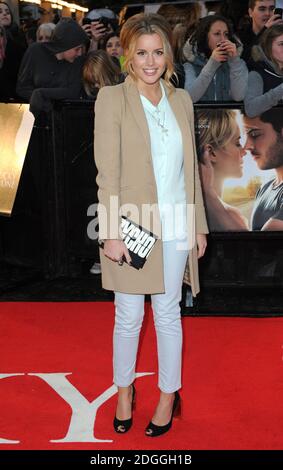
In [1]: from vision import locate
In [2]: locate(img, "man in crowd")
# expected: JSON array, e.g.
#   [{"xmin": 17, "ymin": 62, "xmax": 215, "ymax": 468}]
[{"xmin": 238, "ymin": 0, "xmax": 283, "ymax": 63}]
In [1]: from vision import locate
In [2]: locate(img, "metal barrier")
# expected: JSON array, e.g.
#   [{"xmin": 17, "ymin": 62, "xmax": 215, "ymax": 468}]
[{"xmin": 0, "ymin": 100, "xmax": 282, "ymax": 314}]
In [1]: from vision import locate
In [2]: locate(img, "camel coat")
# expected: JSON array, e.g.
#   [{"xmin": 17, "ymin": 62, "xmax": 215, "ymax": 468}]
[{"xmin": 94, "ymin": 75, "xmax": 208, "ymax": 296}]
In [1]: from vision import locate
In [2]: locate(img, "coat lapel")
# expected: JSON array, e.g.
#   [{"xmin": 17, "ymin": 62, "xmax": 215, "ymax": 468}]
[{"xmin": 123, "ymin": 76, "xmax": 151, "ymax": 153}]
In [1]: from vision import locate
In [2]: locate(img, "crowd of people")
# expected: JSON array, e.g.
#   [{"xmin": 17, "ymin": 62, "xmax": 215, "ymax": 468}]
[{"xmin": 0, "ymin": 1, "xmax": 283, "ymax": 115}]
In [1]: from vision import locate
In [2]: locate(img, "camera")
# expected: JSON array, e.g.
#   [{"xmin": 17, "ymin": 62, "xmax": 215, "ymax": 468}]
[{"xmin": 274, "ymin": 8, "xmax": 283, "ymax": 18}]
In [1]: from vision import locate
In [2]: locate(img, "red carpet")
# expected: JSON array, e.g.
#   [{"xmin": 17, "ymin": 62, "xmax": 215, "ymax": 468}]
[{"xmin": 0, "ymin": 302, "xmax": 283, "ymax": 450}]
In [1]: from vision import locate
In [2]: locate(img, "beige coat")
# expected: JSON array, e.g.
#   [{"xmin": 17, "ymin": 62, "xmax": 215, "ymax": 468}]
[{"xmin": 94, "ymin": 75, "xmax": 208, "ymax": 296}]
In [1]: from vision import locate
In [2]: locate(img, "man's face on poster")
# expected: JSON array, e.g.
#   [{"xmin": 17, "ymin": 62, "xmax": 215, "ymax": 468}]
[{"xmin": 243, "ymin": 115, "xmax": 283, "ymax": 171}]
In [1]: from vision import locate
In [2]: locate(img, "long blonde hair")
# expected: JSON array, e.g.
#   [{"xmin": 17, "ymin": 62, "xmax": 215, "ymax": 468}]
[
  {"xmin": 196, "ymin": 109, "xmax": 239, "ymax": 161},
  {"xmin": 120, "ymin": 13, "xmax": 176, "ymax": 90}
]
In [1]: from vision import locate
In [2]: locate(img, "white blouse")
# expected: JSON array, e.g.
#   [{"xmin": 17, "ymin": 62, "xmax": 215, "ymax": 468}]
[{"xmin": 140, "ymin": 82, "xmax": 187, "ymax": 241}]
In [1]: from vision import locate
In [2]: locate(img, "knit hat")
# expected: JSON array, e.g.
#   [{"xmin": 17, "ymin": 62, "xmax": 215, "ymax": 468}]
[{"xmin": 44, "ymin": 18, "xmax": 89, "ymax": 54}]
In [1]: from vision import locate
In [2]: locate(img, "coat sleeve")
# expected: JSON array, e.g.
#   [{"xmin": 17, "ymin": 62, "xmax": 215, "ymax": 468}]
[
  {"xmin": 244, "ymin": 70, "xmax": 283, "ymax": 117},
  {"xmin": 16, "ymin": 46, "xmax": 35, "ymax": 101},
  {"xmin": 184, "ymin": 58, "xmax": 220, "ymax": 103},
  {"xmin": 184, "ymin": 91, "xmax": 209, "ymax": 234},
  {"xmin": 94, "ymin": 86, "xmax": 122, "ymax": 240},
  {"xmin": 228, "ymin": 56, "xmax": 248, "ymax": 101}
]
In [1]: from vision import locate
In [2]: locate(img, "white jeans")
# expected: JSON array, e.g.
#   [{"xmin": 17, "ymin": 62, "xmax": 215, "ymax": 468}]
[{"xmin": 114, "ymin": 239, "xmax": 189, "ymax": 393}]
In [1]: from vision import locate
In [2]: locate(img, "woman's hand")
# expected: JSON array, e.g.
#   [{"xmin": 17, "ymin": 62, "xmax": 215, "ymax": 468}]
[
  {"xmin": 219, "ymin": 40, "xmax": 237, "ymax": 58},
  {"xmin": 103, "ymin": 240, "xmax": 132, "ymax": 265},
  {"xmin": 90, "ymin": 20, "xmax": 107, "ymax": 42},
  {"xmin": 199, "ymin": 148, "xmax": 215, "ymax": 194},
  {"xmin": 196, "ymin": 234, "xmax": 207, "ymax": 259},
  {"xmin": 211, "ymin": 45, "xmax": 229, "ymax": 62}
]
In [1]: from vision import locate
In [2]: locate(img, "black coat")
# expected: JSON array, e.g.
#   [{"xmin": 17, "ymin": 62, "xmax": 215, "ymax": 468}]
[
  {"xmin": 0, "ymin": 38, "xmax": 25, "ymax": 100},
  {"xmin": 16, "ymin": 42, "xmax": 84, "ymax": 116}
]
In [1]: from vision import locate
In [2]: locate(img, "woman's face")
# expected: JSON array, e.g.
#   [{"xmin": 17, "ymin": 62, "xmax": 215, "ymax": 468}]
[
  {"xmin": 106, "ymin": 35, "xmax": 123, "ymax": 58},
  {"xmin": 271, "ymin": 34, "xmax": 283, "ymax": 68},
  {"xmin": 213, "ymin": 127, "xmax": 246, "ymax": 178},
  {"xmin": 0, "ymin": 3, "xmax": 11, "ymax": 27},
  {"xmin": 207, "ymin": 20, "xmax": 229, "ymax": 51},
  {"xmin": 130, "ymin": 33, "xmax": 166, "ymax": 87}
]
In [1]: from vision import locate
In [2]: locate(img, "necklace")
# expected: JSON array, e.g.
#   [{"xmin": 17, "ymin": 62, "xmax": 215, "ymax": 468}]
[{"xmin": 147, "ymin": 107, "xmax": 169, "ymax": 137}]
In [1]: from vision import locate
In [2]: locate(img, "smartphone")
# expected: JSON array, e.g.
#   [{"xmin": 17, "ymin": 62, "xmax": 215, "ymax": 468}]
[
  {"xmin": 99, "ymin": 17, "xmax": 110, "ymax": 28},
  {"xmin": 274, "ymin": 8, "xmax": 283, "ymax": 18},
  {"xmin": 82, "ymin": 18, "xmax": 93, "ymax": 26}
]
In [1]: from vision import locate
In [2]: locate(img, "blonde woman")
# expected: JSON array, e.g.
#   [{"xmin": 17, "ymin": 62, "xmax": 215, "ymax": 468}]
[
  {"xmin": 94, "ymin": 13, "xmax": 208, "ymax": 438},
  {"xmin": 197, "ymin": 109, "xmax": 248, "ymax": 230},
  {"xmin": 36, "ymin": 23, "xmax": 56, "ymax": 43},
  {"xmin": 83, "ymin": 49, "xmax": 123, "ymax": 98}
]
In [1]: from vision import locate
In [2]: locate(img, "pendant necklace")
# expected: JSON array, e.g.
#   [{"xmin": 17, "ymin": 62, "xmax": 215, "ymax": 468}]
[{"xmin": 148, "ymin": 107, "xmax": 169, "ymax": 137}]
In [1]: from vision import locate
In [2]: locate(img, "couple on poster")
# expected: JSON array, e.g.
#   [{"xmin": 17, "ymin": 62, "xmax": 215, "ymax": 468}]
[{"xmin": 196, "ymin": 107, "xmax": 283, "ymax": 232}]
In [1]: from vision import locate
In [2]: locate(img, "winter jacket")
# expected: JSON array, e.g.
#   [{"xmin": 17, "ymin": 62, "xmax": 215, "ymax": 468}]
[
  {"xmin": 183, "ymin": 39, "xmax": 248, "ymax": 103},
  {"xmin": 244, "ymin": 45, "xmax": 283, "ymax": 117}
]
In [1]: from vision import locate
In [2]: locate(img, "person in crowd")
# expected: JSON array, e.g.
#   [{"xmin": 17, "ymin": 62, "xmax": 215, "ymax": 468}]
[
  {"xmin": 220, "ymin": 0, "xmax": 249, "ymax": 32},
  {"xmin": 238, "ymin": 0, "xmax": 283, "ymax": 63},
  {"xmin": 183, "ymin": 15, "xmax": 248, "ymax": 102},
  {"xmin": 83, "ymin": 49, "xmax": 123, "ymax": 99},
  {"xmin": 83, "ymin": 49, "xmax": 124, "ymax": 275},
  {"xmin": 82, "ymin": 8, "xmax": 119, "ymax": 52},
  {"xmin": 157, "ymin": 3, "xmax": 202, "ymax": 88},
  {"xmin": 244, "ymin": 24, "xmax": 283, "ymax": 117},
  {"xmin": 0, "ymin": 2, "xmax": 24, "ymax": 101},
  {"xmin": 36, "ymin": 22, "xmax": 55, "ymax": 43},
  {"xmin": 100, "ymin": 32, "xmax": 124, "ymax": 69},
  {"xmin": 16, "ymin": 18, "xmax": 88, "ymax": 117},
  {"xmin": 0, "ymin": 1, "xmax": 26, "ymax": 47},
  {"xmin": 197, "ymin": 109, "xmax": 249, "ymax": 231},
  {"xmin": 243, "ymin": 109, "xmax": 283, "ymax": 230},
  {"xmin": 94, "ymin": 13, "xmax": 208, "ymax": 437},
  {"xmin": 101, "ymin": 32, "xmax": 123, "ymax": 59}
]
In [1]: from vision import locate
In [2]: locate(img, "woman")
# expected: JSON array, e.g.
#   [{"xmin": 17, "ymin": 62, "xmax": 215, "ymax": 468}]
[
  {"xmin": 244, "ymin": 24, "xmax": 283, "ymax": 117},
  {"xmin": 83, "ymin": 49, "xmax": 123, "ymax": 99},
  {"xmin": 36, "ymin": 22, "xmax": 56, "ymax": 43},
  {"xmin": 197, "ymin": 109, "xmax": 248, "ymax": 231},
  {"xmin": 94, "ymin": 13, "xmax": 208, "ymax": 437},
  {"xmin": 183, "ymin": 15, "xmax": 248, "ymax": 102},
  {"xmin": 0, "ymin": 2, "xmax": 25, "ymax": 100}
]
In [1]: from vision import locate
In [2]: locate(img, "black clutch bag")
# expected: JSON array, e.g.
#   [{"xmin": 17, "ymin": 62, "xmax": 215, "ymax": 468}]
[{"xmin": 99, "ymin": 216, "xmax": 157, "ymax": 269}]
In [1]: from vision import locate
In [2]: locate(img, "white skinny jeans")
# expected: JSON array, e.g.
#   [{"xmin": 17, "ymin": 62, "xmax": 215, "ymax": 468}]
[{"xmin": 113, "ymin": 239, "xmax": 188, "ymax": 393}]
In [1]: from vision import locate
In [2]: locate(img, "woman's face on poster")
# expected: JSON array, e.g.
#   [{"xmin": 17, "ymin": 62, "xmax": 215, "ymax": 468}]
[{"xmin": 213, "ymin": 127, "xmax": 246, "ymax": 178}]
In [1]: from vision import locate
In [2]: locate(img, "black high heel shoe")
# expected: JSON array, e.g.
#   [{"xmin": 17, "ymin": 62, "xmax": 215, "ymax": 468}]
[
  {"xmin": 113, "ymin": 384, "xmax": 136, "ymax": 433},
  {"xmin": 145, "ymin": 391, "xmax": 181, "ymax": 437}
]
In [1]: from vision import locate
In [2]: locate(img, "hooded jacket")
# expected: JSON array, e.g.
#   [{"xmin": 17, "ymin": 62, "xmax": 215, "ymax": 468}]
[
  {"xmin": 183, "ymin": 38, "xmax": 248, "ymax": 103},
  {"xmin": 16, "ymin": 19, "xmax": 88, "ymax": 117},
  {"xmin": 244, "ymin": 45, "xmax": 283, "ymax": 117}
]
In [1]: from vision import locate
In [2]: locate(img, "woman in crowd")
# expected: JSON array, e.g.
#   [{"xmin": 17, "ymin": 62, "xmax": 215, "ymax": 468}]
[
  {"xmin": 36, "ymin": 22, "xmax": 56, "ymax": 43},
  {"xmin": 83, "ymin": 49, "xmax": 124, "ymax": 275},
  {"xmin": 244, "ymin": 24, "xmax": 283, "ymax": 117},
  {"xmin": 100, "ymin": 32, "xmax": 124, "ymax": 69},
  {"xmin": 183, "ymin": 15, "xmax": 248, "ymax": 102},
  {"xmin": 0, "ymin": 2, "xmax": 25, "ymax": 99},
  {"xmin": 197, "ymin": 108, "xmax": 248, "ymax": 231},
  {"xmin": 94, "ymin": 13, "xmax": 208, "ymax": 437},
  {"xmin": 83, "ymin": 49, "xmax": 123, "ymax": 99}
]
